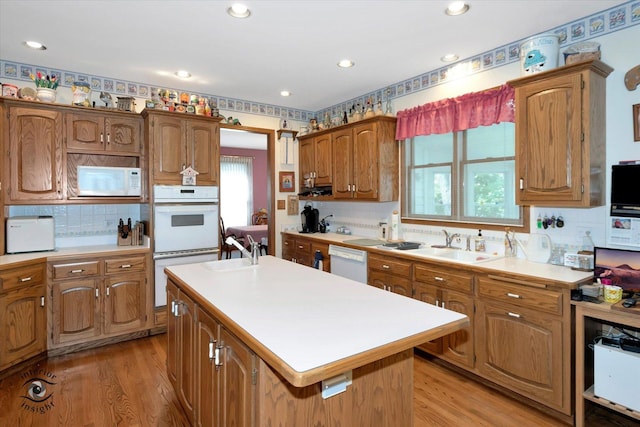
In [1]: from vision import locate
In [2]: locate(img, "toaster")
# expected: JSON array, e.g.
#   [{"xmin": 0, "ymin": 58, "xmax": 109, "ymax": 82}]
[{"xmin": 6, "ymin": 216, "xmax": 55, "ymax": 253}]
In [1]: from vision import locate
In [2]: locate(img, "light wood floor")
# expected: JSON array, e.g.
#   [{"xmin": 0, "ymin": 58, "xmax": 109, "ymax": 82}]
[{"xmin": 0, "ymin": 335, "xmax": 634, "ymax": 426}]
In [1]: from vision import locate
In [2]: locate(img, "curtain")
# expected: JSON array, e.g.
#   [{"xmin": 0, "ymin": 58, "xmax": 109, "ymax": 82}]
[
  {"xmin": 220, "ymin": 155, "xmax": 253, "ymax": 227},
  {"xmin": 395, "ymin": 84, "xmax": 515, "ymax": 140}
]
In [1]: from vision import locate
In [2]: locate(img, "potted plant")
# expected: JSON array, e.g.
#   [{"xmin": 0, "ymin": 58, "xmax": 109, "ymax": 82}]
[{"xmin": 30, "ymin": 72, "xmax": 59, "ymax": 102}]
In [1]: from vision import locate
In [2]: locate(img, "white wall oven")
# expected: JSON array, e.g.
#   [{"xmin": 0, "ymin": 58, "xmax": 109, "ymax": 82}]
[{"xmin": 153, "ymin": 185, "xmax": 219, "ymax": 307}]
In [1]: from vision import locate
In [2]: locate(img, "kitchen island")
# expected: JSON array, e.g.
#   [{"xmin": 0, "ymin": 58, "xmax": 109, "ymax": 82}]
[{"xmin": 165, "ymin": 255, "xmax": 468, "ymax": 426}]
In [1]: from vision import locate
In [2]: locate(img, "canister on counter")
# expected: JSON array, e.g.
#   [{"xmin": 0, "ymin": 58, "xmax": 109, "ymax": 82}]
[{"xmin": 2, "ymin": 83, "xmax": 18, "ymax": 98}]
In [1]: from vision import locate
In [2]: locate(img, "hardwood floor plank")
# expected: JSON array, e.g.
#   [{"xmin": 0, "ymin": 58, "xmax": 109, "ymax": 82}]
[{"xmin": 0, "ymin": 335, "xmax": 633, "ymax": 426}]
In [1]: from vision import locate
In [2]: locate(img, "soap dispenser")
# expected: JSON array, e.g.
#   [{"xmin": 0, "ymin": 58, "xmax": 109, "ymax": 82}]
[{"xmin": 474, "ymin": 230, "xmax": 486, "ymax": 252}]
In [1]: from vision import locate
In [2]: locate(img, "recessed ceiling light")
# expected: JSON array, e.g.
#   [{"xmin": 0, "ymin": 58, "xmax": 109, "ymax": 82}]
[
  {"xmin": 175, "ymin": 70, "xmax": 192, "ymax": 78},
  {"xmin": 337, "ymin": 59, "xmax": 355, "ymax": 68},
  {"xmin": 441, "ymin": 53, "xmax": 459, "ymax": 62},
  {"xmin": 227, "ymin": 3, "xmax": 251, "ymax": 18},
  {"xmin": 280, "ymin": 90, "xmax": 291, "ymax": 97},
  {"xmin": 24, "ymin": 40, "xmax": 46, "ymax": 50},
  {"xmin": 445, "ymin": 1, "xmax": 470, "ymax": 16}
]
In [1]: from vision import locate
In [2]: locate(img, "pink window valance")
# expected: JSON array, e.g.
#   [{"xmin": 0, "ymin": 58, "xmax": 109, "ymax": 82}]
[{"xmin": 395, "ymin": 84, "xmax": 515, "ymax": 140}]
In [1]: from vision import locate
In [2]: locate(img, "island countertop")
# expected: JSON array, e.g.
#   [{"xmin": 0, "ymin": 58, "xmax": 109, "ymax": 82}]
[{"xmin": 165, "ymin": 255, "xmax": 468, "ymax": 387}]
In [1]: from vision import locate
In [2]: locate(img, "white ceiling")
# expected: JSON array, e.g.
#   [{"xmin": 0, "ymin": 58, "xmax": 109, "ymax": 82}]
[{"xmin": 0, "ymin": 1, "xmax": 622, "ymax": 114}]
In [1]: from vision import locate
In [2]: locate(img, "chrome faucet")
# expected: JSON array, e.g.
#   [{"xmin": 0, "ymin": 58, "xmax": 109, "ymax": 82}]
[
  {"xmin": 225, "ymin": 236, "xmax": 259, "ymax": 265},
  {"xmin": 443, "ymin": 229, "xmax": 460, "ymax": 248}
]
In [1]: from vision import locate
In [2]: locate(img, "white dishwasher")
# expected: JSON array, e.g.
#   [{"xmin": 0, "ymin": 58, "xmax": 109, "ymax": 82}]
[{"xmin": 328, "ymin": 245, "xmax": 368, "ymax": 284}]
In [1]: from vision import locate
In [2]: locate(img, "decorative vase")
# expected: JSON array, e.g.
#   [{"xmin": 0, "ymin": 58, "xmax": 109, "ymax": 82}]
[{"xmin": 36, "ymin": 88, "xmax": 57, "ymax": 103}]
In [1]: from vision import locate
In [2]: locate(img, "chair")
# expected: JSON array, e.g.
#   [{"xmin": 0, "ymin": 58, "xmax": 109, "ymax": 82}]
[
  {"xmin": 220, "ymin": 217, "xmax": 246, "ymax": 259},
  {"xmin": 251, "ymin": 208, "xmax": 268, "ymax": 225}
]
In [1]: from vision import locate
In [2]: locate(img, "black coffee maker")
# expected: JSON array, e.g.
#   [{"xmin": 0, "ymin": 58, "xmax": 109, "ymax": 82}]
[{"xmin": 301, "ymin": 205, "xmax": 319, "ymax": 233}]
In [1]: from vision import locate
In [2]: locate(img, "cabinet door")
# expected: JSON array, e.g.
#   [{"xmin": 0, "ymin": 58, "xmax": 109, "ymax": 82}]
[
  {"xmin": 281, "ymin": 234, "xmax": 296, "ymax": 262},
  {"xmin": 299, "ymin": 138, "xmax": 315, "ymax": 185},
  {"xmin": 332, "ymin": 128, "xmax": 353, "ymax": 199},
  {"xmin": 441, "ymin": 290, "xmax": 474, "ymax": 368},
  {"xmin": 413, "ymin": 282, "xmax": 442, "ymax": 354},
  {"xmin": 105, "ymin": 115, "xmax": 142, "ymax": 153},
  {"xmin": 516, "ymin": 72, "xmax": 583, "ymax": 204},
  {"xmin": 196, "ymin": 308, "xmax": 220, "ymax": 427},
  {"xmin": 152, "ymin": 116, "xmax": 187, "ymax": 183},
  {"xmin": 476, "ymin": 300, "xmax": 563, "ymax": 410},
  {"xmin": 352, "ymin": 123, "xmax": 379, "ymax": 200},
  {"xmin": 7, "ymin": 106, "xmax": 63, "ymax": 201},
  {"xmin": 313, "ymin": 134, "xmax": 332, "ymax": 186},
  {"xmin": 368, "ymin": 270, "xmax": 412, "ymax": 297},
  {"xmin": 51, "ymin": 279, "xmax": 101, "ymax": 345},
  {"xmin": 66, "ymin": 112, "xmax": 105, "ymax": 151},
  {"xmin": 187, "ymin": 120, "xmax": 219, "ymax": 185},
  {"xmin": 167, "ymin": 280, "xmax": 180, "ymax": 387},
  {"xmin": 0, "ymin": 284, "xmax": 46, "ymax": 369},
  {"xmin": 103, "ymin": 273, "xmax": 146, "ymax": 335},
  {"xmin": 178, "ymin": 289, "xmax": 197, "ymax": 424},
  {"xmin": 219, "ymin": 328, "xmax": 255, "ymax": 427}
]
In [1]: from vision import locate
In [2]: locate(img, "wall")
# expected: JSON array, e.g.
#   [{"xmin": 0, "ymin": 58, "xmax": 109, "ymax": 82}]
[{"xmin": 219, "ymin": 147, "xmax": 268, "ymax": 213}]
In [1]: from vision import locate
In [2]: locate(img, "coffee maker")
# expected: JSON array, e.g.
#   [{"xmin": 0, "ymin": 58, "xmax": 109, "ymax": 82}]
[{"xmin": 301, "ymin": 205, "xmax": 319, "ymax": 233}]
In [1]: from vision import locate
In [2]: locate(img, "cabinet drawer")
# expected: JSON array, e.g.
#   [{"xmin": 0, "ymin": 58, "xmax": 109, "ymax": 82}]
[
  {"xmin": 478, "ymin": 276, "xmax": 562, "ymax": 315},
  {"xmin": 293, "ymin": 240, "xmax": 312, "ymax": 255},
  {"xmin": 52, "ymin": 261, "xmax": 101, "ymax": 280},
  {"xmin": 414, "ymin": 263, "xmax": 474, "ymax": 294},
  {"xmin": 0, "ymin": 263, "xmax": 46, "ymax": 291},
  {"xmin": 368, "ymin": 254, "xmax": 412, "ymax": 277},
  {"xmin": 105, "ymin": 255, "xmax": 146, "ymax": 274}
]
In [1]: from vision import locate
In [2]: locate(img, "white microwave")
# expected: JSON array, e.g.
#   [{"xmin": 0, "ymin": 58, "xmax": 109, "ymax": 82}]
[{"xmin": 77, "ymin": 166, "xmax": 142, "ymax": 196}]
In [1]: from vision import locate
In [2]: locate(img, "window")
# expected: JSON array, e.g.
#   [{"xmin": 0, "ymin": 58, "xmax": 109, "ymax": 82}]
[
  {"xmin": 220, "ymin": 155, "xmax": 253, "ymax": 226},
  {"xmin": 403, "ymin": 122, "xmax": 523, "ymax": 227}
]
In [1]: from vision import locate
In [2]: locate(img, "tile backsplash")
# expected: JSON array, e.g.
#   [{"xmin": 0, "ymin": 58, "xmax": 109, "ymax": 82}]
[{"xmin": 8, "ymin": 204, "xmax": 141, "ymax": 238}]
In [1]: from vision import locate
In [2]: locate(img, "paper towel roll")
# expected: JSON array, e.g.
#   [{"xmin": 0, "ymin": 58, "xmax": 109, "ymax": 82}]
[{"xmin": 390, "ymin": 210, "xmax": 399, "ymax": 241}]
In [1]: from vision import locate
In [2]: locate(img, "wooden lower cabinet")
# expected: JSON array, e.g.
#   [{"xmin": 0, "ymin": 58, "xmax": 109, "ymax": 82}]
[
  {"xmin": 413, "ymin": 262, "xmax": 475, "ymax": 368},
  {"xmin": 281, "ymin": 234, "xmax": 331, "ymax": 272},
  {"xmin": 368, "ymin": 253, "xmax": 413, "ymax": 296},
  {"xmin": 475, "ymin": 274, "xmax": 570, "ymax": 415},
  {"xmin": 48, "ymin": 253, "xmax": 151, "ymax": 349},
  {"xmin": 0, "ymin": 261, "xmax": 47, "ymax": 370}
]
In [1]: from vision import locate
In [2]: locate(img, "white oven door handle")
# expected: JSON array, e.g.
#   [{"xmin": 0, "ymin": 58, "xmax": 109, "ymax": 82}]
[{"xmin": 154, "ymin": 204, "xmax": 218, "ymax": 214}]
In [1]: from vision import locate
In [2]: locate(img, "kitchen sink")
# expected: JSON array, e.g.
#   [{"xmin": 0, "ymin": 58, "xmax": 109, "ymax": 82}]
[
  {"xmin": 202, "ymin": 258, "xmax": 257, "ymax": 272},
  {"xmin": 406, "ymin": 247, "xmax": 503, "ymax": 264}
]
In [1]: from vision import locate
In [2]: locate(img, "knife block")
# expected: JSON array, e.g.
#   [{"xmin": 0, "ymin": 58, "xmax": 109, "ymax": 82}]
[{"xmin": 117, "ymin": 231, "xmax": 132, "ymax": 246}]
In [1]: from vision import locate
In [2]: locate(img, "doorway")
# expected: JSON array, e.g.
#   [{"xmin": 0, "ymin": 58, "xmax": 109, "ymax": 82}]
[{"xmin": 220, "ymin": 125, "xmax": 275, "ymax": 255}]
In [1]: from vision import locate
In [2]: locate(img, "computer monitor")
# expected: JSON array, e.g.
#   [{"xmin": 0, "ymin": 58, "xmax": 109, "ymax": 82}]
[{"xmin": 594, "ymin": 247, "xmax": 640, "ymax": 293}]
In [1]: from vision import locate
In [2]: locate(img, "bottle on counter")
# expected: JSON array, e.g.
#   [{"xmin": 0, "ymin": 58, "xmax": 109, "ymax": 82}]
[{"xmin": 474, "ymin": 229, "xmax": 486, "ymax": 252}]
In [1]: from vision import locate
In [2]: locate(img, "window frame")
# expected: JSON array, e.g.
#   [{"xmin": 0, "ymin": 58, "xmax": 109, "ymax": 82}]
[{"xmin": 401, "ymin": 127, "xmax": 530, "ymax": 233}]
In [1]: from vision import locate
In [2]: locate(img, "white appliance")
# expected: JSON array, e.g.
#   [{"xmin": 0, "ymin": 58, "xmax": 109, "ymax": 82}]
[
  {"xmin": 77, "ymin": 165, "xmax": 141, "ymax": 196},
  {"xmin": 153, "ymin": 185, "xmax": 219, "ymax": 306},
  {"xmin": 328, "ymin": 244, "xmax": 368, "ymax": 283},
  {"xmin": 6, "ymin": 216, "xmax": 55, "ymax": 253},
  {"xmin": 594, "ymin": 340, "xmax": 640, "ymax": 411}
]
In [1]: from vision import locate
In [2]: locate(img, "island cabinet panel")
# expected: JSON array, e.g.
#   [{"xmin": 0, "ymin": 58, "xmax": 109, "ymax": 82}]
[
  {"xmin": 475, "ymin": 274, "xmax": 570, "ymax": 415},
  {"xmin": 257, "ymin": 349, "xmax": 413, "ymax": 426},
  {"xmin": 0, "ymin": 260, "xmax": 47, "ymax": 371},
  {"xmin": 5, "ymin": 105, "xmax": 64, "ymax": 202},
  {"xmin": 509, "ymin": 60, "xmax": 612, "ymax": 207},
  {"xmin": 413, "ymin": 262, "xmax": 475, "ymax": 369}
]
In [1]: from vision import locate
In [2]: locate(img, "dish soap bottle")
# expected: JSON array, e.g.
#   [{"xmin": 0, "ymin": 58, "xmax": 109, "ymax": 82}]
[{"xmin": 474, "ymin": 230, "xmax": 486, "ymax": 252}]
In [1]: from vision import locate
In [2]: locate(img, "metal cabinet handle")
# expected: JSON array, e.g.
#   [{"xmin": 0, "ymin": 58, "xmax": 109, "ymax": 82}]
[
  {"xmin": 508, "ymin": 312, "xmax": 521, "ymax": 318},
  {"xmin": 442, "ymin": 302, "xmax": 446, "ymax": 309},
  {"xmin": 208, "ymin": 340, "xmax": 217, "ymax": 361},
  {"xmin": 40, "ymin": 296, "xmax": 45, "ymax": 307},
  {"xmin": 435, "ymin": 299, "xmax": 440, "ymax": 307},
  {"xmin": 70, "ymin": 269, "xmax": 84, "ymax": 274},
  {"xmin": 120, "ymin": 264, "xmax": 132, "ymax": 269},
  {"xmin": 20, "ymin": 276, "xmax": 33, "ymax": 282},
  {"xmin": 95, "ymin": 288, "xmax": 99, "ymax": 298},
  {"xmin": 434, "ymin": 276, "xmax": 445, "ymax": 282},
  {"xmin": 506, "ymin": 292, "xmax": 521, "ymax": 299},
  {"xmin": 214, "ymin": 345, "xmax": 223, "ymax": 368},
  {"xmin": 106, "ymin": 287, "xmax": 110, "ymax": 296},
  {"xmin": 382, "ymin": 264, "xmax": 390, "ymax": 269},
  {"xmin": 100, "ymin": 133, "xmax": 104, "ymax": 143},
  {"xmin": 106, "ymin": 133, "xmax": 111, "ymax": 143},
  {"xmin": 519, "ymin": 178, "xmax": 524, "ymax": 190}
]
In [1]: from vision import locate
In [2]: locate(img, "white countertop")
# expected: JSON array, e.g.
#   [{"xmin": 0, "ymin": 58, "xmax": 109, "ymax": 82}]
[
  {"xmin": 283, "ymin": 231, "xmax": 592, "ymax": 286},
  {"xmin": 166, "ymin": 256, "xmax": 467, "ymax": 377},
  {"xmin": 0, "ymin": 237, "xmax": 151, "ymax": 267}
]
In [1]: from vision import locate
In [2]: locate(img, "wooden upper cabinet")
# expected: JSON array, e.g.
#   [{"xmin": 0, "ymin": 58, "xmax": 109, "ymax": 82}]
[
  {"xmin": 509, "ymin": 60, "xmax": 612, "ymax": 207},
  {"xmin": 299, "ymin": 133, "xmax": 332, "ymax": 187},
  {"xmin": 144, "ymin": 110, "xmax": 220, "ymax": 186},
  {"xmin": 66, "ymin": 111, "xmax": 142, "ymax": 154},
  {"xmin": 5, "ymin": 105, "xmax": 64, "ymax": 201}
]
